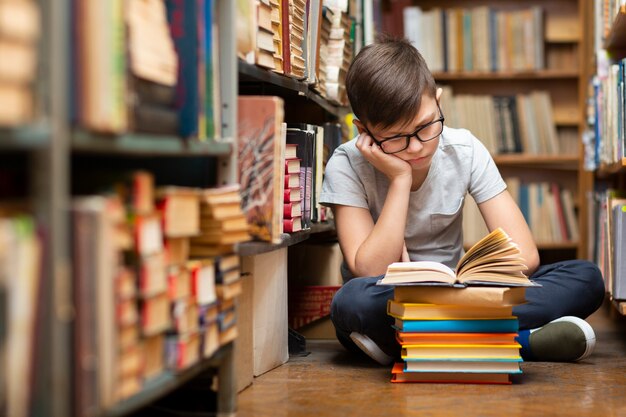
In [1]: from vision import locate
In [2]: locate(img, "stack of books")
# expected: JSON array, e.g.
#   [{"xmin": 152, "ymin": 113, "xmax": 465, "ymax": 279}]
[
  {"xmin": 256, "ymin": 0, "xmax": 276, "ymax": 70},
  {"xmin": 190, "ymin": 185, "xmax": 251, "ymax": 257},
  {"xmin": 324, "ymin": 5, "xmax": 352, "ymax": 105},
  {"xmin": 283, "ymin": 143, "xmax": 302, "ymax": 233},
  {"xmin": 380, "ymin": 228, "xmax": 535, "ymax": 384}
]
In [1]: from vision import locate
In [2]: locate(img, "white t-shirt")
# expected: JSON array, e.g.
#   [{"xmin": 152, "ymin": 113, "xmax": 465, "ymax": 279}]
[{"xmin": 320, "ymin": 126, "xmax": 507, "ymax": 274}]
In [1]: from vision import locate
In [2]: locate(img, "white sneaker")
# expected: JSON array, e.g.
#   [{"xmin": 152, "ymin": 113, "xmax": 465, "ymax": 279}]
[
  {"xmin": 349, "ymin": 332, "xmax": 394, "ymax": 365},
  {"xmin": 529, "ymin": 316, "xmax": 596, "ymax": 362}
]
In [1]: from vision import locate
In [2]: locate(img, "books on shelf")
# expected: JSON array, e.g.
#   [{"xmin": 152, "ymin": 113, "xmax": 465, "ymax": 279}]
[
  {"xmin": 441, "ymin": 86, "xmax": 562, "ymax": 156},
  {"xmin": 0, "ymin": 214, "xmax": 42, "ymax": 416},
  {"xmin": 0, "ymin": 0, "xmax": 40, "ymax": 126},
  {"xmin": 463, "ymin": 178, "xmax": 579, "ymax": 247},
  {"xmin": 403, "ymin": 5, "xmax": 544, "ymax": 74},
  {"xmin": 379, "ymin": 228, "xmax": 532, "ymax": 287},
  {"xmin": 156, "ymin": 187, "xmax": 201, "ymax": 238}
]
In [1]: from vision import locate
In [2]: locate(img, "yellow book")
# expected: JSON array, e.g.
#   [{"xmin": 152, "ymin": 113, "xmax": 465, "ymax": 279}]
[
  {"xmin": 387, "ymin": 300, "xmax": 513, "ymax": 320},
  {"xmin": 401, "ymin": 343, "xmax": 522, "ymax": 359}
]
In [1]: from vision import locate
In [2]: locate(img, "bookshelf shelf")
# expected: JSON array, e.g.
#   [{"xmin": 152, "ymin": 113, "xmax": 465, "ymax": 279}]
[
  {"xmin": 432, "ymin": 70, "xmax": 580, "ymax": 81},
  {"xmin": 612, "ymin": 300, "xmax": 626, "ymax": 315},
  {"xmin": 0, "ymin": 125, "xmax": 50, "ymax": 150},
  {"xmin": 493, "ymin": 154, "xmax": 579, "ymax": 169},
  {"xmin": 236, "ymin": 221, "xmax": 335, "ymax": 257},
  {"xmin": 238, "ymin": 60, "xmax": 344, "ymax": 118},
  {"xmin": 535, "ymin": 242, "xmax": 579, "ymax": 250},
  {"xmin": 604, "ymin": 7, "xmax": 626, "ymax": 53},
  {"xmin": 596, "ymin": 158, "xmax": 626, "ymax": 177},
  {"xmin": 71, "ymin": 130, "xmax": 232, "ymax": 156},
  {"xmin": 102, "ymin": 343, "xmax": 233, "ymax": 417}
]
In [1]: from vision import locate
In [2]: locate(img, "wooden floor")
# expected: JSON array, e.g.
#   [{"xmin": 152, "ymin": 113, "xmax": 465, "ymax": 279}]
[{"xmin": 237, "ymin": 300, "xmax": 626, "ymax": 417}]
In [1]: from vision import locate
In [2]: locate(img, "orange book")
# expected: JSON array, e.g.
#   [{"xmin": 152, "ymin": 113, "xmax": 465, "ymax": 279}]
[{"xmin": 396, "ymin": 332, "xmax": 518, "ymax": 346}]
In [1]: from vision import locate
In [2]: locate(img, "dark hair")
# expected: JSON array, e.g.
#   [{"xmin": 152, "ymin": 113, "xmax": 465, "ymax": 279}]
[{"xmin": 346, "ymin": 34, "xmax": 437, "ymax": 130}]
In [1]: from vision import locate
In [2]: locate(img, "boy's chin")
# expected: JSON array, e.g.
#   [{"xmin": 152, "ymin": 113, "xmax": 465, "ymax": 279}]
[{"xmin": 407, "ymin": 156, "xmax": 431, "ymax": 169}]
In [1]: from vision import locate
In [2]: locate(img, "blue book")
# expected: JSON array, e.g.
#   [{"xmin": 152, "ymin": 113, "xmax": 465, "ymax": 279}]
[
  {"xmin": 165, "ymin": 0, "xmax": 199, "ymax": 138},
  {"xmin": 393, "ymin": 318, "xmax": 519, "ymax": 333}
]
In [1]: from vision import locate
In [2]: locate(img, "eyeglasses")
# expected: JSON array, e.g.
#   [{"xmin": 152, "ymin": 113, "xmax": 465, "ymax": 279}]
[{"xmin": 364, "ymin": 104, "xmax": 445, "ymax": 154}]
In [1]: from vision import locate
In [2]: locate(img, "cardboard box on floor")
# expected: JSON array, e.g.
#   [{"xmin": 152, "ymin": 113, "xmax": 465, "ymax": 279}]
[
  {"xmin": 288, "ymin": 242, "xmax": 343, "ymax": 339},
  {"xmin": 288, "ymin": 242, "xmax": 344, "ymax": 286},
  {"xmin": 297, "ymin": 316, "xmax": 337, "ymax": 340},
  {"xmin": 236, "ymin": 248, "xmax": 289, "ymax": 392}
]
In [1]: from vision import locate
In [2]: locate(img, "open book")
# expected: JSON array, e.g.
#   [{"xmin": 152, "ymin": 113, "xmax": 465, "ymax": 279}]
[{"xmin": 379, "ymin": 228, "xmax": 534, "ymax": 287}]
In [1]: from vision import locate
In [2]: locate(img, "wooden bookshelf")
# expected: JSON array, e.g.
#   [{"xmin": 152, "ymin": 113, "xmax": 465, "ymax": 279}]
[
  {"xmin": 102, "ymin": 343, "xmax": 234, "ymax": 417},
  {"xmin": 237, "ymin": 221, "xmax": 336, "ymax": 257},
  {"xmin": 604, "ymin": 6, "xmax": 626, "ymax": 53},
  {"xmin": 432, "ymin": 70, "xmax": 579, "ymax": 80},
  {"xmin": 597, "ymin": 158, "xmax": 626, "ymax": 177},
  {"xmin": 0, "ymin": 125, "xmax": 50, "ymax": 150},
  {"xmin": 72, "ymin": 130, "xmax": 232, "ymax": 156},
  {"xmin": 238, "ymin": 60, "xmax": 344, "ymax": 118},
  {"xmin": 493, "ymin": 154, "xmax": 579, "ymax": 169},
  {"xmin": 612, "ymin": 300, "xmax": 626, "ymax": 315},
  {"xmin": 535, "ymin": 241, "xmax": 579, "ymax": 250}
]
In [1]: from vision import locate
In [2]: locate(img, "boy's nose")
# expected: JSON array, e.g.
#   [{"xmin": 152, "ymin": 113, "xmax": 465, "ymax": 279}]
[{"xmin": 406, "ymin": 135, "xmax": 424, "ymax": 153}]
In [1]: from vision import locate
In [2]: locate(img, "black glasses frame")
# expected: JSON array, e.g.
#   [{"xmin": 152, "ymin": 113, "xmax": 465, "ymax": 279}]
[{"xmin": 364, "ymin": 104, "xmax": 445, "ymax": 154}]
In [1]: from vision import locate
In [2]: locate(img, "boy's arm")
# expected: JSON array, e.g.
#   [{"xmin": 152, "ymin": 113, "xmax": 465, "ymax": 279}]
[
  {"xmin": 477, "ymin": 190, "xmax": 540, "ymax": 275},
  {"xmin": 333, "ymin": 175, "xmax": 413, "ymax": 277}
]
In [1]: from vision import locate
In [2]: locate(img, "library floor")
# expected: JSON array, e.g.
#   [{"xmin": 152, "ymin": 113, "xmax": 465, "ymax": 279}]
[{"xmin": 237, "ymin": 300, "xmax": 626, "ymax": 417}]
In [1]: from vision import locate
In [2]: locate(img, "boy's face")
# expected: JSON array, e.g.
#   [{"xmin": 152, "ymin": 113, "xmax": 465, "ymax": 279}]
[{"xmin": 360, "ymin": 91, "xmax": 444, "ymax": 171}]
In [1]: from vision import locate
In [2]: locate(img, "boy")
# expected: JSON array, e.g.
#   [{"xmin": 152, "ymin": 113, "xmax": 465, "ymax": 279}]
[{"xmin": 319, "ymin": 36, "xmax": 605, "ymax": 365}]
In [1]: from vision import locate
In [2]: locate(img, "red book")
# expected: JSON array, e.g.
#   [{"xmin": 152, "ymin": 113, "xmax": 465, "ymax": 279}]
[
  {"xmin": 285, "ymin": 143, "xmax": 298, "ymax": 159},
  {"xmin": 284, "ymin": 187, "xmax": 301, "ymax": 203},
  {"xmin": 283, "ymin": 201, "xmax": 302, "ymax": 218},
  {"xmin": 280, "ymin": 0, "xmax": 291, "ymax": 75},
  {"xmin": 283, "ymin": 217, "xmax": 302, "ymax": 233},
  {"xmin": 285, "ymin": 158, "xmax": 301, "ymax": 174},
  {"xmin": 284, "ymin": 172, "xmax": 300, "ymax": 188}
]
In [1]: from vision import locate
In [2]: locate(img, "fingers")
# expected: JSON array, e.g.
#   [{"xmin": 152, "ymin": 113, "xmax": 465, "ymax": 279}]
[{"xmin": 356, "ymin": 131, "xmax": 373, "ymax": 149}]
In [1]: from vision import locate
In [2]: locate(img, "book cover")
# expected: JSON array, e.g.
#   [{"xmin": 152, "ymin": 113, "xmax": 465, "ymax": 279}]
[
  {"xmin": 401, "ymin": 343, "xmax": 521, "ymax": 360},
  {"xmin": 387, "ymin": 300, "xmax": 513, "ymax": 320},
  {"xmin": 237, "ymin": 96, "xmax": 286, "ymax": 243},
  {"xmin": 393, "ymin": 286, "xmax": 526, "ymax": 308},
  {"xmin": 393, "ymin": 318, "xmax": 519, "ymax": 333}
]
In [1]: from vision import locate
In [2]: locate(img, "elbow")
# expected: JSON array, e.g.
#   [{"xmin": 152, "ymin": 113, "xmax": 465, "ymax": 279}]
[
  {"xmin": 352, "ymin": 259, "xmax": 387, "ymax": 279},
  {"xmin": 525, "ymin": 248, "xmax": 540, "ymax": 276}
]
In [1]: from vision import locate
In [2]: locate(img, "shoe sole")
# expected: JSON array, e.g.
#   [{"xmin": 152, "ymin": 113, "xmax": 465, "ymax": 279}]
[
  {"xmin": 349, "ymin": 332, "xmax": 394, "ymax": 365},
  {"xmin": 551, "ymin": 316, "xmax": 596, "ymax": 361}
]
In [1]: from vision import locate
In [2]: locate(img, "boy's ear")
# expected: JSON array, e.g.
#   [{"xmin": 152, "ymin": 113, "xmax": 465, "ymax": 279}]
[
  {"xmin": 436, "ymin": 87, "xmax": 443, "ymax": 103},
  {"xmin": 353, "ymin": 119, "xmax": 366, "ymax": 134}
]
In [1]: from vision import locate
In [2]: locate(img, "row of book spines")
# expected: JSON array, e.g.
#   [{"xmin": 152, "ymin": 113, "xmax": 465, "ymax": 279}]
[
  {"xmin": 441, "ymin": 87, "xmax": 561, "ymax": 156},
  {"xmin": 588, "ymin": 189, "xmax": 626, "ymax": 300},
  {"xmin": 591, "ymin": 58, "xmax": 626, "ymax": 168},
  {"xmin": 243, "ymin": 1, "xmax": 353, "ymax": 101},
  {"xmin": 403, "ymin": 5, "xmax": 544, "ymax": 74},
  {"xmin": 71, "ymin": 0, "xmax": 221, "ymax": 139},
  {"xmin": 113, "ymin": 286, "xmax": 241, "ymax": 400}
]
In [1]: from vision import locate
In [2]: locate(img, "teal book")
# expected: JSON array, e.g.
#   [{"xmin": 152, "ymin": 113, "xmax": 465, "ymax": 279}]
[{"xmin": 393, "ymin": 318, "xmax": 519, "ymax": 333}]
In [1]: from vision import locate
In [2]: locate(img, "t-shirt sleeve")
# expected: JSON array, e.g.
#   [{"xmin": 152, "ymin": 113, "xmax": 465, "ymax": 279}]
[
  {"xmin": 468, "ymin": 135, "xmax": 507, "ymax": 204},
  {"xmin": 319, "ymin": 146, "xmax": 369, "ymax": 209}
]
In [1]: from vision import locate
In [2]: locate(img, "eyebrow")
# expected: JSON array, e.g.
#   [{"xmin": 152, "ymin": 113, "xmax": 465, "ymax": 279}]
[{"xmin": 381, "ymin": 109, "xmax": 439, "ymax": 139}]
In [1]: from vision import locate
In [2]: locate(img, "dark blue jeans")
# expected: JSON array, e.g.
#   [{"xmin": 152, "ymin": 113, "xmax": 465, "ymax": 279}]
[{"xmin": 330, "ymin": 260, "xmax": 606, "ymax": 359}]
